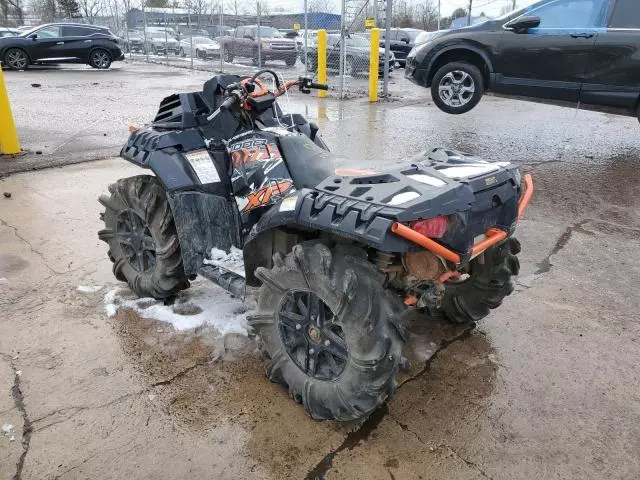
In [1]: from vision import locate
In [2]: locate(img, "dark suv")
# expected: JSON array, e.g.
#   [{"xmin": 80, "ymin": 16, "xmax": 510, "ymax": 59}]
[
  {"xmin": 0, "ymin": 23, "xmax": 123, "ymax": 70},
  {"xmin": 380, "ymin": 28, "xmax": 426, "ymax": 67},
  {"xmin": 406, "ymin": 0, "xmax": 640, "ymax": 118}
]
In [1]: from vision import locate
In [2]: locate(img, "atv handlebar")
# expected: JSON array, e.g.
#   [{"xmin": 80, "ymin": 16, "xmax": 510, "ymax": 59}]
[
  {"xmin": 206, "ymin": 72, "xmax": 328, "ymax": 122},
  {"xmin": 219, "ymin": 94, "xmax": 238, "ymax": 112}
]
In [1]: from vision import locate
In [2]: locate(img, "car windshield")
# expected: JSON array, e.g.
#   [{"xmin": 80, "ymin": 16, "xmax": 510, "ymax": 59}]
[
  {"xmin": 20, "ymin": 25, "xmax": 42, "ymax": 37},
  {"xmin": 257, "ymin": 26, "xmax": 283, "ymax": 38}
]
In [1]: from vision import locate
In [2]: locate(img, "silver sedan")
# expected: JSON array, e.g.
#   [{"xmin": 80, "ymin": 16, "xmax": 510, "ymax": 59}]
[{"xmin": 179, "ymin": 36, "xmax": 221, "ymax": 59}]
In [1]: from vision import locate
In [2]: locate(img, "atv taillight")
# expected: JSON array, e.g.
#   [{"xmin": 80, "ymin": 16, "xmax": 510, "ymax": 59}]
[{"xmin": 409, "ymin": 216, "xmax": 448, "ymax": 239}]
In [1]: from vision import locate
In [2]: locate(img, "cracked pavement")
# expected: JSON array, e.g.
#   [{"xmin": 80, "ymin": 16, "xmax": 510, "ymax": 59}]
[{"xmin": 1, "ymin": 63, "xmax": 640, "ymax": 479}]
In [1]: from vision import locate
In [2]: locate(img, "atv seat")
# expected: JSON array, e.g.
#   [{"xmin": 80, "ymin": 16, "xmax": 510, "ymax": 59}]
[{"xmin": 278, "ymin": 134, "xmax": 337, "ymax": 189}]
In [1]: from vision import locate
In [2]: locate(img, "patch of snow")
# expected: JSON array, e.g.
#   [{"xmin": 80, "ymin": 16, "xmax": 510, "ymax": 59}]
[
  {"xmin": 77, "ymin": 285, "xmax": 103, "ymax": 293},
  {"xmin": 103, "ymin": 279, "xmax": 252, "ymax": 334},
  {"xmin": 2, "ymin": 424, "xmax": 14, "ymax": 436},
  {"xmin": 9, "ymin": 435, "xmax": 15, "ymax": 441},
  {"xmin": 0, "ymin": 277, "xmax": 9, "ymax": 285},
  {"xmin": 204, "ymin": 247, "xmax": 245, "ymax": 277},
  {"xmin": 15, "ymin": 370, "xmax": 21, "ymax": 376}
]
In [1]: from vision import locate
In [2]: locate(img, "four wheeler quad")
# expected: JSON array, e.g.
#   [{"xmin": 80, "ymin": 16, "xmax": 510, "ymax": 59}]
[{"xmin": 98, "ymin": 70, "xmax": 533, "ymax": 421}]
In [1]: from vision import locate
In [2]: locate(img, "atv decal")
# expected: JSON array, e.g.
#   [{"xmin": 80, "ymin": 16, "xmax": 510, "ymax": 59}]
[
  {"xmin": 230, "ymin": 139, "xmax": 282, "ymax": 167},
  {"xmin": 241, "ymin": 180, "xmax": 293, "ymax": 212}
]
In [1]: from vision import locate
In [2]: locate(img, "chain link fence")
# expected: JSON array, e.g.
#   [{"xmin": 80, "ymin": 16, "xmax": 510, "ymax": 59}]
[{"xmin": 97, "ymin": 1, "xmax": 394, "ymax": 99}]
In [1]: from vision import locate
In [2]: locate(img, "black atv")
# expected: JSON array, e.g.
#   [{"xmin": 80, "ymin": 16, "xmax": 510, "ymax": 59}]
[{"xmin": 99, "ymin": 70, "xmax": 533, "ymax": 421}]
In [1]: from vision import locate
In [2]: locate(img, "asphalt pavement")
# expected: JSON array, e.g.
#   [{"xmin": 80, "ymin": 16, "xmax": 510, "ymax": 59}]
[{"xmin": 1, "ymin": 61, "xmax": 639, "ymax": 480}]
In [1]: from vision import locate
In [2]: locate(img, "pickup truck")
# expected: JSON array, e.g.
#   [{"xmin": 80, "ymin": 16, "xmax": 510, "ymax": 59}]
[{"xmin": 219, "ymin": 25, "xmax": 297, "ymax": 66}]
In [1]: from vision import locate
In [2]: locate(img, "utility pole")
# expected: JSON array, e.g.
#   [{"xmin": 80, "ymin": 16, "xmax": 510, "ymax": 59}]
[
  {"xmin": 467, "ymin": 0, "xmax": 472, "ymax": 26},
  {"xmin": 304, "ymin": 0, "xmax": 308, "ymax": 76},
  {"xmin": 257, "ymin": 1, "xmax": 261, "ymax": 68},
  {"xmin": 382, "ymin": 0, "xmax": 391, "ymax": 96},
  {"xmin": 512, "ymin": 0, "xmax": 517, "ymax": 10},
  {"xmin": 437, "ymin": 0, "xmax": 440, "ymax": 30}
]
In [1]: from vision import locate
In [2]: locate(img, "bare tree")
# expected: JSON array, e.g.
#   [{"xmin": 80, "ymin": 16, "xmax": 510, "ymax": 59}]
[
  {"xmin": 185, "ymin": 0, "xmax": 210, "ymax": 25},
  {"xmin": 392, "ymin": 0, "xmax": 413, "ymax": 27},
  {"xmin": 31, "ymin": 0, "xmax": 57, "ymax": 22},
  {"xmin": 307, "ymin": 0, "xmax": 330, "ymax": 13},
  {"xmin": 415, "ymin": 0, "xmax": 437, "ymax": 30},
  {"xmin": 79, "ymin": 0, "xmax": 102, "ymax": 23},
  {"xmin": 0, "ymin": 0, "xmax": 24, "ymax": 25}
]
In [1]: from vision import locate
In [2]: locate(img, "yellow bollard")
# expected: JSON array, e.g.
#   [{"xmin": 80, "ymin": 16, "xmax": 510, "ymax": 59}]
[
  {"xmin": 369, "ymin": 28, "xmax": 380, "ymax": 103},
  {"xmin": 317, "ymin": 29, "xmax": 327, "ymax": 99},
  {"xmin": 0, "ymin": 65, "xmax": 20, "ymax": 155}
]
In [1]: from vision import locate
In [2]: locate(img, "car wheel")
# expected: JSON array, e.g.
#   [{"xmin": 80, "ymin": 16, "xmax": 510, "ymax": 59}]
[
  {"xmin": 285, "ymin": 56, "xmax": 296, "ymax": 67},
  {"xmin": 179, "ymin": 47, "xmax": 185, "ymax": 57},
  {"xmin": 3, "ymin": 48, "xmax": 29, "ymax": 70},
  {"xmin": 431, "ymin": 61, "xmax": 484, "ymax": 114},
  {"xmin": 89, "ymin": 49, "xmax": 112, "ymax": 69},
  {"xmin": 223, "ymin": 49, "xmax": 234, "ymax": 62},
  {"xmin": 252, "ymin": 49, "xmax": 259, "ymax": 66}
]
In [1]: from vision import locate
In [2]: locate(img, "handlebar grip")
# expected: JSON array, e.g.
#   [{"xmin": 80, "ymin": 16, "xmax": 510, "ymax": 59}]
[
  {"xmin": 310, "ymin": 82, "xmax": 329, "ymax": 91},
  {"xmin": 220, "ymin": 95, "xmax": 238, "ymax": 111}
]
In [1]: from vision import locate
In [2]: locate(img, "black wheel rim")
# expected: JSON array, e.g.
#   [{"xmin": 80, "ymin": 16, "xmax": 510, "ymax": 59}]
[
  {"xmin": 92, "ymin": 50, "xmax": 110, "ymax": 68},
  {"xmin": 7, "ymin": 50, "xmax": 27, "ymax": 69},
  {"xmin": 116, "ymin": 210, "xmax": 156, "ymax": 273},
  {"xmin": 277, "ymin": 290, "xmax": 348, "ymax": 381}
]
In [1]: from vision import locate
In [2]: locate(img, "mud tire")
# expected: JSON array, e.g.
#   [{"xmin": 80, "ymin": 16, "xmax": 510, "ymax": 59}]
[
  {"xmin": 98, "ymin": 175, "xmax": 189, "ymax": 299},
  {"xmin": 250, "ymin": 241, "xmax": 406, "ymax": 421},
  {"xmin": 441, "ymin": 237, "xmax": 521, "ymax": 323}
]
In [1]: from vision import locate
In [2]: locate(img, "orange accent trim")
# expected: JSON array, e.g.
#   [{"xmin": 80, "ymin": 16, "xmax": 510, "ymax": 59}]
[
  {"xmin": 128, "ymin": 125, "xmax": 139, "ymax": 132},
  {"xmin": 438, "ymin": 271, "xmax": 461, "ymax": 283},
  {"xmin": 518, "ymin": 173, "xmax": 534, "ymax": 219},
  {"xmin": 391, "ymin": 222, "xmax": 461, "ymax": 264},
  {"xmin": 275, "ymin": 80, "xmax": 299, "ymax": 97},
  {"xmin": 404, "ymin": 295, "xmax": 418, "ymax": 306},
  {"xmin": 471, "ymin": 228, "xmax": 507, "ymax": 257}
]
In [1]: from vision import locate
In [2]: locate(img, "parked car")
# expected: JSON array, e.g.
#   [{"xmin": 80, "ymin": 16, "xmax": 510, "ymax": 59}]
[
  {"xmin": 122, "ymin": 30, "xmax": 144, "ymax": 52},
  {"xmin": 306, "ymin": 33, "xmax": 395, "ymax": 76},
  {"xmin": 145, "ymin": 33, "xmax": 180, "ymax": 55},
  {"xmin": 179, "ymin": 36, "xmax": 221, "ymax": 58},
  {"xmin": 220, "ymin": 25, "xmax": 297, "ymax": 65},
  {"xmin": 0, "ymin": 23, "xmax": 123, "ymax": 70},
  {"xmin": 0, "ymin": 27, "xmax": 20, "ymax": 38},
  {"xmin": 379, "ymin": 28, "xmax": 426, "ymax": 67},
  {"xmin": 203, "ymin": 25, "xmax": 233, "ymax": 38},
  {"xmin": 406, "ymin": 0, "xmax": 640, "ymax": 117},
  {"xmin": 178, "ymin": 28, "xmax": 209, "ymax": 40}
]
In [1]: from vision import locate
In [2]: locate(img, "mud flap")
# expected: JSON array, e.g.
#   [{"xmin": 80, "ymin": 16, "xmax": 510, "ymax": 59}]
[{"xmin": 168, "ymin": 191, "xmax": 243, "ymax": 277}]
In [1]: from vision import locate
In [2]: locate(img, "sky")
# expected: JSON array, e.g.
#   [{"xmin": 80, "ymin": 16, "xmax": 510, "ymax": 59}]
[{"xmin": 263, "ymin": 0, "xmax": 539, "ymax": 17}]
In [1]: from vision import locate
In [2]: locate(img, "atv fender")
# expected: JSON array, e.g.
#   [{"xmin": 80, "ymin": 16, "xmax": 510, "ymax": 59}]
[
  {"xmin": 242, "ymin": 188, "xmax": 409, "ymax": 287},
  {"xmin": 167, "ymin": 190, "xmax": 243, "ymax": 277}
]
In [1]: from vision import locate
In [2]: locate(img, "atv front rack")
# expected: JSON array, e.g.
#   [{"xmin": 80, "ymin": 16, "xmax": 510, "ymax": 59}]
[{"xmin": 392, "ymin": 174, "xmax": 533, "ymax": 265}]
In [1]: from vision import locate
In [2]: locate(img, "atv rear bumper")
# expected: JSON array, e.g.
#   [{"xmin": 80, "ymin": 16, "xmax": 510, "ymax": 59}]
[{"xmin": 391, "ymin": 173, "xmax": 533, "ymax": 264}]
